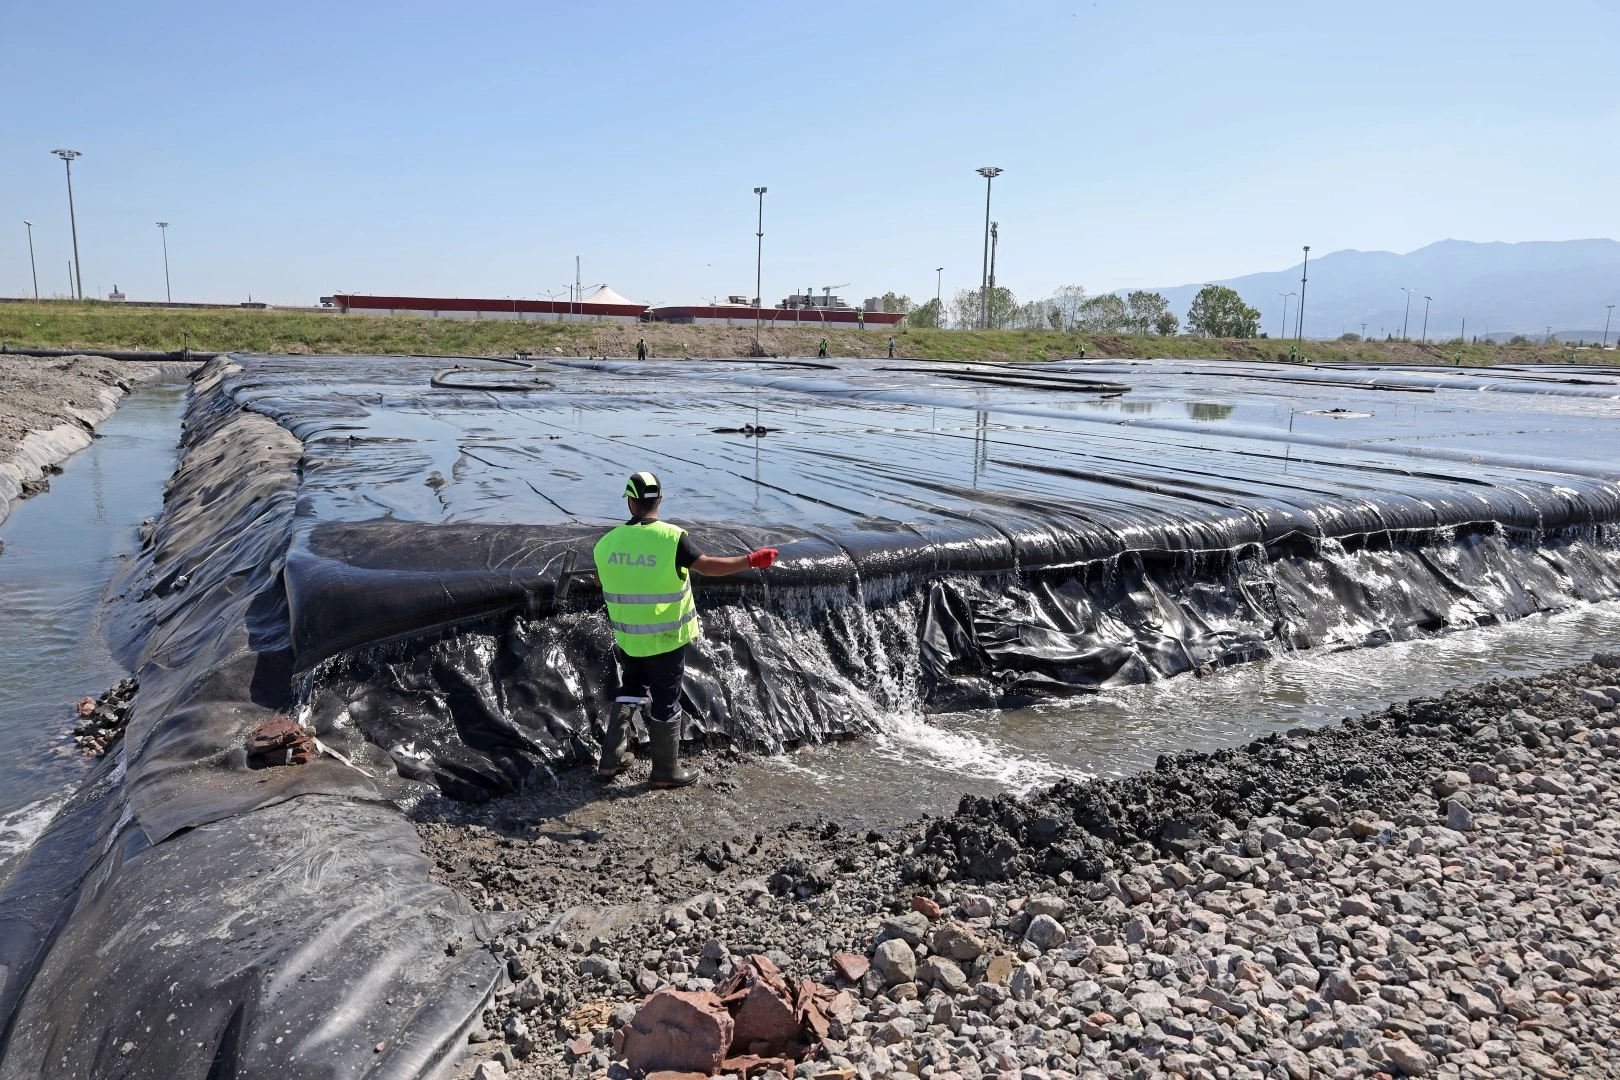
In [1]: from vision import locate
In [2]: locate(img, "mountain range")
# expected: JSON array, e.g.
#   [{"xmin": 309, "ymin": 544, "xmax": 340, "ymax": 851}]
[{"xmin": 1137, "ymin": 238, "xmax": 1620, "ymax": 342}]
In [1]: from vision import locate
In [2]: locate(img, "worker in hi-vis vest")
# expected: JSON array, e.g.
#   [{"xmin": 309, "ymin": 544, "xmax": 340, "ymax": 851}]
[{"xmin": 592, "ymin": 471, "xmax": 778, "ymax": 788}]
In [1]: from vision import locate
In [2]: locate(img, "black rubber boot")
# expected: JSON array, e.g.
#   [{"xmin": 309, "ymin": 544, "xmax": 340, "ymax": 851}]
[
  {"xmin": 648, "ymin": 717, "xmax": 698, "ymax": 789},
  {"xmin": 597, "ymin": 700, "xmax": 639, "ymax": 780}
]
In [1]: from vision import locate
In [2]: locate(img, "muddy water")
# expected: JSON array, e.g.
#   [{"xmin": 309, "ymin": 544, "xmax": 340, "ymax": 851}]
[
  {"xmin": 722, "ymin": 600, "xmax": 1620, "ymax": 830},
  {"xmin": 0, "ymin": 382, "xmax": 185, "ymax": 881}
]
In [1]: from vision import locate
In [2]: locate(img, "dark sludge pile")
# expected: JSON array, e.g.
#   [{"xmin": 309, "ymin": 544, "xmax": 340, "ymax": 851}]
[{"xmin": 0, "ymin": 352, "xmax": 1618, "ymax": 1079}]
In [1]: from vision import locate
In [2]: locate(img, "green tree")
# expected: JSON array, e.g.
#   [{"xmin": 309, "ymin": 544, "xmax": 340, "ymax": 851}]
[
  {"xmin": 1185, "ymin": 286, "xmax": 1261, "ymax": 338},
  {"xmin": 1012, "ymin": 299, "xmax": 1059, "ymax": 329},
  {"xmin": 951, "ymin": 286, "xmax": 1018, "ymax": 329},
  {"xmin": 879, "ymin": 292, "xmax": 913, "ymax": 314},
  {"xmin": 1123, "ymin": 291, "xmax": 1173, "ymax": 334},
  {"xmin": 1152, "ymin": 310, "xmax": 1180, "ymax": 336},
  {"xmin": 1050, "ymin": 285, "xmax": 1088, "ymax": 331},
  {"xmin": 1075, "ymin": 293, "xmax": 1128, "ymax": 333},
  {"xmin": 907, "ymin": 297, "xmax": 944, "ymax": 329}
]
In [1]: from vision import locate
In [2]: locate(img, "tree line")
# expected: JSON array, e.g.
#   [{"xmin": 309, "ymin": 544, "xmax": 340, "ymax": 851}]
[{"xmin": 879, "ymin": 285, "xmax": 1264, "ymax": 338}]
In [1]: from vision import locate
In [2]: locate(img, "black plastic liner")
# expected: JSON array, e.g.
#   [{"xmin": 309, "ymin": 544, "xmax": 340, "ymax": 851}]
[
  {"xmin": 4, "ymin": 352, "xmax": 1620, "ymax": 1079},
  {"xmin": 0, "ymin": 359, "xmax": 499, "ymax": 1080}
]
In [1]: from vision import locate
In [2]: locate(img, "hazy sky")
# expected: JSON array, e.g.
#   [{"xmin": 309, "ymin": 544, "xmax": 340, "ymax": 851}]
[{"xmin": 5, "ymin": 0, "xmax": 1617, "ymax": 307}]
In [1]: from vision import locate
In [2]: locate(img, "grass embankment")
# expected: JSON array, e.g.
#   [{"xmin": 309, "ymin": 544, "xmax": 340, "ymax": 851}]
[{"xmin": 0, "ymin": 300, "xmax": 1606, "ymax": 365}]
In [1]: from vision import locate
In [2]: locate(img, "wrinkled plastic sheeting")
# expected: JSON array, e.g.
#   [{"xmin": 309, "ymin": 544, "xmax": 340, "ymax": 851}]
[
  {"xmin": 306, "ymin": 524, "xmax": 1620, "ymax": 799},
  {"xmin": 0, "ymin": 798, "xmax": 498, "ymax": 1080},
  {"xmin": 0, "ymin": 358, "xmax": 498, "ymax": 1080}
]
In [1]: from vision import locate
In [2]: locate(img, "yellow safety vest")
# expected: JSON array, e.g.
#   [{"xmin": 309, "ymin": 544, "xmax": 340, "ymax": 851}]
[{"xmin": 593, "ymin": 520, "xmax": 700, "ymax": 657}]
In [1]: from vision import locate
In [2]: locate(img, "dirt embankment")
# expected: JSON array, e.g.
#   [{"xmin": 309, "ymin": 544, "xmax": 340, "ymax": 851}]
[
  {"xmin": 0, "ymin": 355, "xmax": 150, "ymax": 527},
  {"xmin": 419, "ymin": 656, "xmax": 1620, "ymax": 1080}
]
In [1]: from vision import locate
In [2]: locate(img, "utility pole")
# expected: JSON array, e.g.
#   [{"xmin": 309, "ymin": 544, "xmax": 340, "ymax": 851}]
[
  {"xmin": 935, "ymin": 267, "xmax": 943, "ymax": 309},
  {"xmin": 1421, "ymin": 296, "xmax": 1431, "ymax": 343},
  {"xmin": 574, "ymin": 256, "xmax": 581, "ymax": 318},
  {"xmin": 1278, "ymin": 292, "xmax": 1295, "ymax": 339},
  {"xmin": 22, "ymin": 220, "xmax": 38, "ymax": 300},
  {"xmin": 987, "ymin": 222, "xmax": 999, "ymax": 327},
  {"xmin": 1604, "ymin": 305, "xmax": 1614, "ymax": 348},
  {"xmin": 1401, "ymin": 287, "xmax": 1416, "ymax": 340},
  {"xmin": 1295, "ymin": 246, "xmax": 1309, "ymax": 353},
  {"xmin": 156, "ymin": 222, "xmax": 171, "ymax": 303},
  {"xmin": 52, "ymin": 149, "xmax": 83, "ymax": 300},
  {"xmin": 753, "ymin": 186, "xmax": 767, "ymax": 355},
  {"xmin": 1361, "ymin": 322, "xmax": 1368, "ymax": 340},
  {"xmin": 975, "ymin": 167, "xmax": 1002, "ymax": 330}
]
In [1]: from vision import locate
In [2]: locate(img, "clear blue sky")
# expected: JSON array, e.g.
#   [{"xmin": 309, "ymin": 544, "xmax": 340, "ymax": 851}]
[{"xmin": 5, "ymin": 0, "xmax": 1617, "ymax": 307}]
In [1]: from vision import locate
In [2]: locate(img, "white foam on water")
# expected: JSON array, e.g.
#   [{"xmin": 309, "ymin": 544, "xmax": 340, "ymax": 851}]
[
  {"xmin": 0, "ymin": 795, "xmax": 69, "ymax": 865},
  {"xmin": 864, "ymin": 712, "xmax": 1084, "ymax": 794}
]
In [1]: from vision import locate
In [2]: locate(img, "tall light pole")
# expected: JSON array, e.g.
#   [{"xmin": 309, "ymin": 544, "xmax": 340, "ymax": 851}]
[
  {"xmin": 1604, "ymin": 305, "xmax": 1614, "ymax": 349},
  {"xmin": 1277, "ymin": 291, "xmax": 1295, "ymax": 339},
  {"xmin": 1421, "ymin": 296, "xmax": 1432, "ymax": 343},
  {"xmin": 935, "ymin": 266, "xmax": 943, "ymax": 308},
  {"xmin": 52, "ymin": 149, "xmax": 83, "ymax": 300},
  {"xmin": 976, "ymin": 166, "xmax": 1002, "ymax": 330},
  {"xmin": 752, "ymin": 186, "xmax": 767, "ymax": 355},
  {"xmin": 22, "ymin": 220, "xmax": 38, "ymax": 301},
  {"xmin": 1400, "ymin": 287, "xmax": 1417, "ymax": 341},
  {"xmin": 156, "ymin": 221, "xmax": 171, "ymax": 303},
  {"xmin": 1295, "ymin": 245, "xmax": 1309, "ymax": 353}
]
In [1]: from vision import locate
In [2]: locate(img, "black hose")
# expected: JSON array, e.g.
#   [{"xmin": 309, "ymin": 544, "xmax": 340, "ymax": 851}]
[{"xmin": 0, "ymin": 345, "xmax": 218, "ymax": 362}]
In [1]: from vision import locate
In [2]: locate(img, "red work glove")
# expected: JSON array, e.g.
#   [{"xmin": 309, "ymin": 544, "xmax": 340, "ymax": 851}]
[{"xmin": 747, "ymin": 547, "xmax": 778, "ymax": 569}]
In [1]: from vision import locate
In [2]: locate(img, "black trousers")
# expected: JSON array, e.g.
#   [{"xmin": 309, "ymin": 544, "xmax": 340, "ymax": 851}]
[{"xmin": 613, "ymin": 644, "xmax": 687, "ymax": 725}]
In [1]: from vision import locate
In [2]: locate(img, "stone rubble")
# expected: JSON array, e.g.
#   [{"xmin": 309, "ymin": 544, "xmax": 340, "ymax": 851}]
[
  {"xmin": 69, "ymin": 676, "xmax": 136, "ymax": 756},
  {"xmin": 426, "ymin": 655, "xmax": 1620, "ymax": 1080}
]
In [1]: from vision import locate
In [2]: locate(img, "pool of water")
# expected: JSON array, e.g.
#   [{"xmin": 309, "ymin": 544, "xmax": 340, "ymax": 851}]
[
  {"xmin": 0, "ymin": 381, "xmax": 186, "ymax": 881},
  {"xmin": 733, "ymin": 599, "xmax": 1620, "ymax": 828}
]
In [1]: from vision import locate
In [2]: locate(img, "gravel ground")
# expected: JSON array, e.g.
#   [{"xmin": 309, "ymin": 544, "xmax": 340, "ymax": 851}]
[{"xmin": 418, "ymin": 653, "xmax": 1620, "ymax": 1080}]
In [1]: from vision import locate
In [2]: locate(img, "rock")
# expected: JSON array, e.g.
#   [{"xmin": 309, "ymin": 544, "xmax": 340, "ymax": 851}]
[
  {"xmin": 1023, "ymin": 913, "xmax": 1067, "ymax": 952},
  {"xmin": 1092, "ymin": 945, "xmax": 1129, "ymax": 967},
  {"xmin": 579, "ymin": 955, "xmax": 620, "ymax": 981},
  {"xmin": 985, "ymin": 955, "xmax": 1016, "ymax": 985},
  {"xmin": 1128, "ymin": 992, "xmax": 1171, "ymax": 1022},
  {"xmin": 727, "ymin": 980, "xmax": 799, "ymax": 1057},
  {"xmin": 1208, "ymin": 853, "xmax": 1252, "ymax": 879},
  {"xmin": 911, "ymin": 895, "xmax": 941, "ymax": 919},
  {"xmin": 1008, "ymin": 961, "xmax": 1043, "ymax": 1001},
  {"xmin": 1382, "ymin": 1037, "xmax": 1436, "ymax": 1075},
  {"xmin": 1578, "ymin": 688, "xmax": 1616, "ymax": 711},
  {"xmin": 1466, "ymin": 762, "xmax": 1499, "ymax": 785},
  {"xmin": 877, "ymin": 911, "xmax": 930, "ymax": 948},
  {"xmin": 618, "ymin": 990, "xmax": 734, "ymax": 1077},
  {"xmin": 831, "ymin": 952, "xmax": 868, "ymax": 982},
  {"xmin": 1322, "ymin": 970, "xmax": 1361, "ymax": 1004},
  {"xmin": 928, "ymin": 922, "xmax": 987, "ymax": 962},
  {"xmin": 872, "ymin": 939, "xmax": 917, "ymax": 987},
  {"xmin": 1531, "ymin": 775, "xmax": 1571, "ymax": 796},
  {"xmin": 472, "ymin": 1063, "xmax": 507, "ymax": 1080},
  {"xmin": 959, "ymin": 894, "xmax": 996, "ymax": 918},
  {"xmin": 1432, "ymin": 770, "xmax": 1471, "ymax": 797},
  {"xmin": 917, "ymin": 955, "xmax": 969, "ymax": 995},
  {"xmin": 1452, "ymin": 988, "xmax": 1497, "ymax": 1019},
  {"xmin": 509, "ymin": 974, "xmax": 546, "ymax": 1010},
  {"xmin": 501, "ymin": 1016, "xmax": 533, "ymax": 1060},
  {"xmin": 1026, "ymin": 894, "xmax": 1066, "ymax": 918},
  {"xmin": 1444, "ymin": 800, "xmax": 1476, "ymax": 832},
  {"xmin": 1339, "ymin": 895, "xmax": 1376, "ymax": 918}
]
